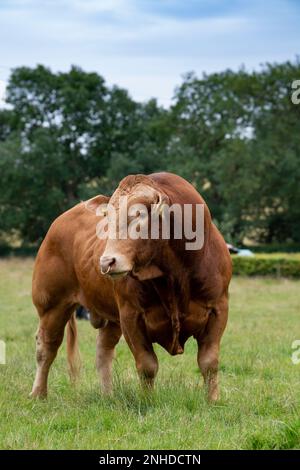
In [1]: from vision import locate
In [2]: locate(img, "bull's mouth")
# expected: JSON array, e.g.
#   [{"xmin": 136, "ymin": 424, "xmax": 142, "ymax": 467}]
[{"xmin": 107, "ymin": 270, "xmax": 130, "ymax": 279}]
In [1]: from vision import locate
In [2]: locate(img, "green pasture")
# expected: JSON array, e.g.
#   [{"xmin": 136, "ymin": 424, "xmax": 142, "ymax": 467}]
[{"xmin": 0, "ymin": 258, "xmax": 299, "ymax": 449}]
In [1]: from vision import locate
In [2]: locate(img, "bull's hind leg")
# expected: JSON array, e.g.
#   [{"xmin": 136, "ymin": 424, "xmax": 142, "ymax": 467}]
[
  {"xmin": 30, "ymin": 304, "xmax": 75, "ymax": 398},
  {"xmin": 96, "ymin": 321, "xmax": 122, "ymax": 394},
  {"xmin": 196, "ymin": 296, "xmax": 228, "ymax": 402}
]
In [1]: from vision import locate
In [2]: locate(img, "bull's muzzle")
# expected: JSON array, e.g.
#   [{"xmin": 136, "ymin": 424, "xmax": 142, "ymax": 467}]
[{"xmin": 100, "ymin": 256, "xmax": 116, "ymax": 275}]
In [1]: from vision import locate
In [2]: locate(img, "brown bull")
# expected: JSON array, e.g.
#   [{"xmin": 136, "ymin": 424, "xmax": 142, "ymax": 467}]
[{"xmin": 30, "ymin": 172, "xmax": 232, "ymax": 401}]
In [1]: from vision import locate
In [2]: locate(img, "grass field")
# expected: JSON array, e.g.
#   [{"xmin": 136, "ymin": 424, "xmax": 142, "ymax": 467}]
[
  {"xmin": 256, "ymin": 253, "xmax": 300, "ymax": 260},
  {"xmin": 0, "ymin": 258, "xmax": 299, "ymax": 450}
]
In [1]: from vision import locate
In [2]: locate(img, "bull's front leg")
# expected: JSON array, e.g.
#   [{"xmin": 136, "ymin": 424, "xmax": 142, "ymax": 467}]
[
  {"xmin": 120, "ymin": 304, "xmax": 158, "ymax": 389},
  {"xmin": 96, "ymin": 321, "xmax": 122, "ymax": 395}
]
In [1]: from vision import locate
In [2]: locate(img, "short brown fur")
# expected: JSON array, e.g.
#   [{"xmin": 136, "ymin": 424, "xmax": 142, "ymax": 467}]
[{"xmin": 30, "ymin": 172, "xmax": 231, "ymax": 401}]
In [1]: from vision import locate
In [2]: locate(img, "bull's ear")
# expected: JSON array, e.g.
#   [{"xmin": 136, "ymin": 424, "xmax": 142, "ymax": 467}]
[{"xmin": 85, "ymin": 195, "xmax": 110, "ymax": 215}]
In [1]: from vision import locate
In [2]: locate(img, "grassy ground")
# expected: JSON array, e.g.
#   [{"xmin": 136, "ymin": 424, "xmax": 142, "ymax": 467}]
[
  {"xmin": 256, "ymin": 253, "xmax": 300, "ymax": 260},
  {"xmin": 0, "ymin": 258, "xmax": 299, "ymax": 450}
]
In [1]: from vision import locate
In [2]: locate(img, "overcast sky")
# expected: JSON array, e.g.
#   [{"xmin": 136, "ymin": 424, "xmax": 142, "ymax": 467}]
[{"xmin": 0, "ymin": 0, "xmax": 299, "ymax": 107}]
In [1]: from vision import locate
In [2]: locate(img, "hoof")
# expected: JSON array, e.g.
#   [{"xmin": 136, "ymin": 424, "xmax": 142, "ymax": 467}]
[
  {"xmin": 208, "ymin": 392, "xmax": 219, "ymax": 403},
  {"xmin": 29, "ymin": 389, "xmax": 47, "ymax": 399}
]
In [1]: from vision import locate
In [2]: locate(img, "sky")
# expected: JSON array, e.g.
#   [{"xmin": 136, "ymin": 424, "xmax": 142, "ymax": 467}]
[{"xmin": 0, "ymin": 0, "xmax": 299, "ymax": 107}]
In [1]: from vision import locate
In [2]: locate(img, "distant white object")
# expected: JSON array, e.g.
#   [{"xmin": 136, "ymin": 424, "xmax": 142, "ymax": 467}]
[
  {"xmin": 0, "ymin": 340, "xmax": 6, "ymax": 364},
  {"xmin": 226, "ymin": 243, "xmax": 239, "ymax": 254},
  {"xmin": 226, "ymin": 243, "xmax": 255, "ymax": 256},
  {"xmin": 237, "ymin": 249, "xmax": 254, "ymax": 257}
]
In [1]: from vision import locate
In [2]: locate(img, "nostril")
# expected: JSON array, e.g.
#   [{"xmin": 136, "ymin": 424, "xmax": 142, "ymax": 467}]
[{"xmin": 100, "ymin": 256, "xmax": 116, "ymax": 274}]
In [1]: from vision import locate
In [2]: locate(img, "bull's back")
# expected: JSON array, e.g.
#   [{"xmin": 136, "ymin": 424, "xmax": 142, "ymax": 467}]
[
  {"xmin": 32, "ymin": 199, "xmax": 120, "ymax": 320},
  {"xmin": 32, "ymin": 201, "xmax": 106, "ymax": 311}
]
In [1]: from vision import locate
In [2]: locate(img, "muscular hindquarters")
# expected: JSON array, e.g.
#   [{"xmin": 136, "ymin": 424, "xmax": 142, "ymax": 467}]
[{"xmin": 31, "ymin": 248, "xmax": 80, "ymax": 397}]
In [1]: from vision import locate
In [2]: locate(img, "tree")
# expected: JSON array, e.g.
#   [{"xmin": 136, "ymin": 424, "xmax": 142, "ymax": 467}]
[
  {"xmin": 0, "ymin": 66, "xmax": 145, "ymax": 242},
  {"xmin": 1, "ymin": 61, "xmax": 300, "ymax": 245},
  {"xmin": 171, "ymin": 60, "xmax": 300, "ymax": 243}
]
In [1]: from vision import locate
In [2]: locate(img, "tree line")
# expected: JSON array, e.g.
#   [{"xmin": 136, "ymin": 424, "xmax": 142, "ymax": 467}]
[{"xmin": 0, "ymin": 60, "xmax": 299, "ymax": 245}]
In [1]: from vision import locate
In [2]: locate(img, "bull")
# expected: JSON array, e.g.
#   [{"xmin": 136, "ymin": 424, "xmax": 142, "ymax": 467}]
[{"xmin": 30, "ymin": 172, "xmax": 231, "ymax": 402}]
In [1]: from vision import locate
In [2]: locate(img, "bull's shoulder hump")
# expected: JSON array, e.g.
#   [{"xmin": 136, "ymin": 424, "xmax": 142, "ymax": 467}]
[
  {"xmin": 149, "ymin": 172, "xmax": 206, "ymax": 204},
  {"xmin": 44, "ymin": 195, "xmax": 107, "ymax": 241},
  {"xmin": 52, "ymin": 194, "xmax": 109, "ymax": 227},
  {"xmin": 149, "ymin": 172, "xmax": 197, "ymax": 192}
]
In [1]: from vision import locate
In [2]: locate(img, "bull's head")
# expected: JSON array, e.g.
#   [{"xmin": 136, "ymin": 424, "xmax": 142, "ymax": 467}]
[{"xmin": 99, "ymin": 175, "xmax": 169, "ymax": 281}]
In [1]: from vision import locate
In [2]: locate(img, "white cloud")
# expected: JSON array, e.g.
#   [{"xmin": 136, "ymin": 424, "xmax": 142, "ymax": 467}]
[
  {"xmin": 0, "ymin": 0, "xmax": 299, "ymax": 106},
  {"xmin": 72, "ymin": 0, "xmax": 130, "ymax": 14}
]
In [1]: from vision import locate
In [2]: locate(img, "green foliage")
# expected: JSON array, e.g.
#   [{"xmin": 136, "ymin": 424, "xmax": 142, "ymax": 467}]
[
  {"xmin": 232, "ymin": 255, "xmax": 300, "ymax": 278},
  {"xmin": 171, "ymin": 60, "xmax": 300, "ymax": 244},
  {"xmin": 250, "ymin": 244, "xmax": 300, "ymax": 253},
  {"xmin": 0, "ymin": 61, "xmax": 300, "ymax": 244},
  {"xmin": 248, "ymin": 420, "xmax": 300, "ymax": 450}
]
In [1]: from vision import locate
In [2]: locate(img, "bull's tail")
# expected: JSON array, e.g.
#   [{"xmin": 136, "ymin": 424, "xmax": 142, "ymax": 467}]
[{"xmin": 66, "ymin": 312, "xmax": 81, "ymax": 382}]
